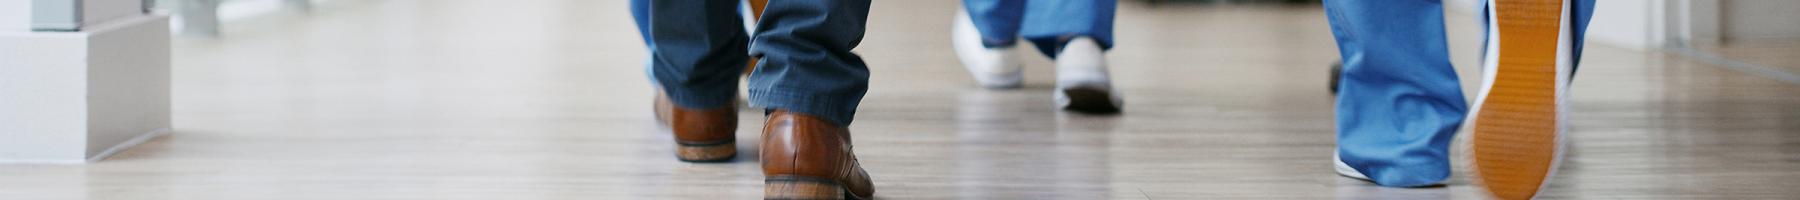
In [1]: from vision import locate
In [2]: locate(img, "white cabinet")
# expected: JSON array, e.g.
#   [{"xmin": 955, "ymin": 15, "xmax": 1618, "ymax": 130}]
[{"xmin": 1, "ymin": 8, "xmax": 170, "ymax": 164}]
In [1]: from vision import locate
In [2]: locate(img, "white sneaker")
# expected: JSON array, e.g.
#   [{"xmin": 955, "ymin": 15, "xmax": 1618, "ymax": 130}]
[
  {"xmin": 952, "ymin": 9, "xmax": 1023, "ymax": 89},
  {"xmin": 1054, "ymin": 37, "xmax": 1122, "ymax": 113},
  {"xmin": 1333, "ymin": 150, "xmax": 1372, "ymax": 181},
  {"xmin": 1468, "ymin": 0, "xmax": 1572, "ymax": 199}
]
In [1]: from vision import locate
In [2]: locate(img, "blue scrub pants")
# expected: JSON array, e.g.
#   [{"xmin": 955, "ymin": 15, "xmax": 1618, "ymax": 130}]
[
  {"xmin": 963, "ymin": 0, "xmax": 1116, "ymax": 57},
  {"xmin": 1326, "ymin": 0, "xmax": 1593, "ymax": 187}
]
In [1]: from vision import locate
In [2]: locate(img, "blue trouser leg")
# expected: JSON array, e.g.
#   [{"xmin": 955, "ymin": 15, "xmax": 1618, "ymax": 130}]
[
  {"xmin": 634, "ymin": 0, "xmax": 758, "ymax": 82},
  {"xmin": 1329, "ymin": 0, "xmax": 1597, "ymax": 187},
  {"xmin": 1324, "ymin": 0, "xmax": 1466, "ymax": 187},
  {"xmin": 630, "ymin": 0, "xmax": 652, "ymax": 46},
  {"xmin": 1570, "ymin": 0, "xmax": 1594, "ymax": 73},
  {"xmin": 1018, "ymin": 0, "xmax": 1115, "ymax": 58},
  {"xmin": 631, "ymin": 0, "xmax": 655, "ymax": 78},
  {"xmin": 963, "ymin": 0, "xmax": 1024, "ymax": 47},
  {"xmin": 747, "ymin": 0, "xmax": 871, "ymax": 125},
  {"xmin": 633, "ymin": 0, "xmax": 756, "ymax": 53},
  {"xmin": 647, "ymin": 0, "xmax": 751, "ymax": 110},
  {"xmin": 963, "ymin": 0, "xmax": 1115, "ymax": 57}
]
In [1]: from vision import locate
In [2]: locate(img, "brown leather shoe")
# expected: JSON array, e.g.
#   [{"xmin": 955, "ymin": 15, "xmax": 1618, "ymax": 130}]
[
  {"xmin": 761, "ymin": 110, "xmax": 873, "ymax": 200},
  {"xmin": 656, "ymin": 91, "xmax": 738, "ymax": 162}
]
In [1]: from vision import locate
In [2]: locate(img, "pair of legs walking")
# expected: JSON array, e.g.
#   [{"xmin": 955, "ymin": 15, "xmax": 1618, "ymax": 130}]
[
  {"xmin": 635, "ymin": 0, "xmax": 1592, "ymax": 199},
  {"xmin": 1328, "ymin": 0, "xmax": 1593, "ymax": 199},
  {"xmin": 957, "ymin": 1, "xmax": 1596, "ymax": 196},
  {"xmin": 953, "ymin": 0, "xmax": 1125, "ymax": 113},
  {"xmin": 632, "ymin": 0, "xmax": 874, "ymax": 199}
]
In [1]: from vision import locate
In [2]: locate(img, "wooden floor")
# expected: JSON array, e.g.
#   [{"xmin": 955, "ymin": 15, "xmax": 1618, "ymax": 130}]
[
  {"xmin": 4, "ymin": 1, "xmax": 1799, "ymax": 199},
  {"xmin": 1701, "ymin": 38, "xmax": 1800, "ymax": 76}
]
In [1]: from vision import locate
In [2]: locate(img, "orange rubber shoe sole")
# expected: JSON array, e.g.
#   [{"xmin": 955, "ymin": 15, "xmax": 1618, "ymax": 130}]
[{"xmin": 1473, "ymin": 0, "xmax": 1565, "ymax": 199}]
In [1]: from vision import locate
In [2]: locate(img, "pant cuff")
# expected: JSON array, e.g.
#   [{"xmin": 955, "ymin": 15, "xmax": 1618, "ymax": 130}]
[
  {"xmin": 661, "ymin": 84, "xmax": 738, "ymax": 110},
  {"xmin": 749, "ymin": 89, "xmax": 860, "ymax": 126}
]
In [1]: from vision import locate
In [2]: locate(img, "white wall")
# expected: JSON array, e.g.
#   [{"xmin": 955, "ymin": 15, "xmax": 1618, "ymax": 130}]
[
  {"xmin": 86, "ymin": 0, "xmax": 146, "ymax": 26},
  {"xmin": 1586, "ymin": 0, "xmax": 1664, "ymax": 50},
  {"xmin": 1445, "ymin": 0, "xmax": 1667, "ymax": 51},
  {"xmin": 0, "ymin": 0, "xmax": 28, "ymax": 31},
  {"xmin": 1678, "ymin": 0, "xmax": 1723, "ymax": 45},
  {"xmin": 1722, "ymin": 0, "xmax": 1800, "ymax": 40}
]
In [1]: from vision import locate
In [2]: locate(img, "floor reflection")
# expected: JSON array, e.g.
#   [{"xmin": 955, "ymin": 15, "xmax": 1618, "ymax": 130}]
[
  {"xmin": 1329, "ymin": 177, "xmax": 1458, "ymax": 200},
  {"xmin": 952, "ymin": 89, "xmax": 1120, "ymax": 199}
]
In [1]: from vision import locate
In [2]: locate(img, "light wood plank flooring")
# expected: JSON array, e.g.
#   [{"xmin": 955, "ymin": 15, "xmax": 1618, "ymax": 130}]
[{"xmin": 1, "ymin": 0, "xmax": 1796, "ymax": 199}]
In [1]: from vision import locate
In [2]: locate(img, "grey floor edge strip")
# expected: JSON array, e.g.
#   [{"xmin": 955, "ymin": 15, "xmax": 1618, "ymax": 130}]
[{"xmin": 1667, "ymin": 46, "xmax": 1800, "ymax": 85}]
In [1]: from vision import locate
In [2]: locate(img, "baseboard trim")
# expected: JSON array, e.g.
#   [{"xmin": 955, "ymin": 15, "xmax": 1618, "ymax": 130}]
[
  {"xmin": 1668, "ymin": 46, "xmax": 1800, "ymax": 85},
  {"xmin": 0, "ymin": 128, "xmax": 171, "ymax": 165},
  {"xmin": 87, "ymin": 127, "xmax": 172, "ymax": 163}
]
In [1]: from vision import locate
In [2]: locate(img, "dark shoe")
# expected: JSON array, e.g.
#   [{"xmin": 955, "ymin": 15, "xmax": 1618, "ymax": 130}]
[
  {"xmin": 656, "ymin": 91, "xmax": 738, "ymax": 162},
  {"xmin": 1329, "ymin": 61, "xmax": 1342, "ymax": 96},
  {"xmin": 760, "ymin": 110, "xmax": 874, "ymax": 200}
]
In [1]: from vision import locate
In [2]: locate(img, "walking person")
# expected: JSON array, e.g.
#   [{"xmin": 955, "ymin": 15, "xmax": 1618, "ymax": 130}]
[
  {"xmin": 632, "ymin": 0, "xmax": 876, "ymax": 199},
  {"xmin": 1324, "ymin": 0, "xmax": 1593, "ymax": 199},
  {"xmin": 952, "ymin": 0, "xmax": 1124, "ymax": 113}
]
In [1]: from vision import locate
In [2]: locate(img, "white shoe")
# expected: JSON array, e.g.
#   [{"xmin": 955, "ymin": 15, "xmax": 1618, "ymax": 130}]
[
  {"xmin": 1468, "ymin": 0, "xmax": 1572, "ymax": 199},
  {"xmin": 1333, "ymin": 151, "xmax": 1372, "ymax": 181},
  {"xmin": 1054, "ymin": 37, "xmax": 1122, "ymax": 113},
  {"xmin": 952, "ymin": 9, "xmax": 1023, "ymax": 89}
]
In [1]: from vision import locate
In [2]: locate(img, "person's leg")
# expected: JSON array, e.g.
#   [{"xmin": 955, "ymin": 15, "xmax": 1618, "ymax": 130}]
[
  {"xmin": 1017, "ymin": 0, "xmax": 1115, "ymax": 58},
  {"xmin": 651, "ymin": 0, "xmax": 749, "ymax": 109},
  {"xmin": 1323, "ymin": 0, "xmax": 1466, "ymax": 187},
  {"xmin": 636, "ymin": 0, "xmax": 757, "ymax": 51},
  {"xmin": 1018, "ymin": 0, "xmax": 1122, "ymax": 113},
  {"xmin": 963, "ymin": 0, "xmax": 1026, "ymax": 47},
  {"xmin": 1570, "ymin": 0, "xmax": 1593, "ymax": 74},
  {"xmin": 631, "ymin": 0, "xmax": 655, "ymax": 81},
  {"xmin": 639, "ymin": 0, "xmax": 758, "ymax": 127},
  {"xmin": 647, "ymin": 0, "xmax": 750, "ymax": 162},
  {"xmin": 631, "ymin": 0, "xmax": 652, "ymax": 46},
  {"xmin": 749, "ymin": 0, "xmax": 876, "ymax": 199},
  {"xmin": 747, "ymin": 0, "xmax": 869, "ymax": 126},
  {"xmin": 954, "ymin": 0, "xmax": 1027, "ymax": 88},
  {"xmin": 648, "ymin": 0, "xmax": 745, "ymax": 104},
  {"xmin": 1468, "ymin": 0, "xmax": 1592, "ymax": 199}
]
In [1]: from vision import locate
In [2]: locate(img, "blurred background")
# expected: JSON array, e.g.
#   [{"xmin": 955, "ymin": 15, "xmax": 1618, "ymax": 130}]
[{"xmin": 1, "ymin": 0, "xmax": 1796, "ymax": 199}]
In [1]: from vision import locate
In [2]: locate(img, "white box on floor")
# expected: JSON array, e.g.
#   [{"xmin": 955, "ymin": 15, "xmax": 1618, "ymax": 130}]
[{"xmin": 0, "ymin": 15, "xmax": 171, "ymax": 164}]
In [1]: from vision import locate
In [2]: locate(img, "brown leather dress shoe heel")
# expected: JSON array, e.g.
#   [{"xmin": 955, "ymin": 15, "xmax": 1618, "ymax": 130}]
[
  {"xmin": 760, "ymin": 111, "xmax": 874, "ymax": 200},
  {"xmin": 656, "ymin": 92, "xmax": 738, "ymax": 162}
]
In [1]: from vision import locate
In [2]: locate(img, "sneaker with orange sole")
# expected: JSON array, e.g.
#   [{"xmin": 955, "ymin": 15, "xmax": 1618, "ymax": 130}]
[{"xmin": 1469, "ymin": 0, "xmax": 1573, "ymax": 199}]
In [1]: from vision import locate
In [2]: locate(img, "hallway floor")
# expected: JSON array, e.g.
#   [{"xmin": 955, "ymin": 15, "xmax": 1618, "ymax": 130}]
[{"xmin": 3, "ymin": 0, "xmax": 1798, "ymax": 199}]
